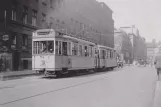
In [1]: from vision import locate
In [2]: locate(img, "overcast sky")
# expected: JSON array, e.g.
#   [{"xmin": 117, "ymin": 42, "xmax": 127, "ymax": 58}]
[{"xmin": 97, "ymin": 0, "xmax": 161, "ymax": 42}]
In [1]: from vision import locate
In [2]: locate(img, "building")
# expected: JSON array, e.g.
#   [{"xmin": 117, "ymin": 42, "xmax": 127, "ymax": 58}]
[
  {"xmin": 120, "ymin": 26, "xmax": 147, "ymax": 62},
  {"xmin": 0, "ymin": 0, "xmax": 114, "ymax": 71},
  {"xmin": 146, "ymin": 39, "xmax": 161, "ymax": 63},
  {"xmin": 114, "ymin": 28, "xmax": 132, "ymax": 63}
]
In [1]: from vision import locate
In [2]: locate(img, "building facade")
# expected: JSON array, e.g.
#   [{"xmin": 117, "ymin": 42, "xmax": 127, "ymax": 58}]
[
  {"xmin": 0, "ymin": 0, "xmax": 114, "ymax": 71},
  {"xmin": 114, "ymin": 29, "xmax": 132, "ymax": 63},
  {"xmin": 146, "ymin": 39, "xmax": 161, "ymax": 63},
  {"xmin": 120, "ymin": 26, "xmax": 147, "ymax": 62}
]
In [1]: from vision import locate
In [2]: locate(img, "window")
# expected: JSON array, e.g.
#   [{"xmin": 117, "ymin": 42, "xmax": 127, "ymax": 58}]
[
  {"xmin": 22, "ymin": 6, "xmax": 28, "ymax": 24},
  {"xmin": 67, "ymin": 42, "xmax": 71, "ymax": 55},
  {"xmin": 55, "ymin": 41, "xmax": 58, "ymax": 55},
  {"xmin": 58, "ymin": 41, "xmax": 62, "ymax": 55},
  {"xmin": 11, "ymin": 7, "xmax": 16, "ymax": 21},
  {"xmin": 32, "ymin": 10, "xmax": 37, "ymax": 26},
  {"xmin": 89, "ymin": 46, "xmax": 93, "ymax": 57},
  {"xmin": 72, "ymin": 43, "xmax": 78, "ymax": 56},
  {"xmin": 33, "ymin": 41, "xmax": 54, "ymax": 54},
  {"xmin": 22, "ymin": 34, "xmax": 28, "ymax": 47},
  {"xmin": 48, "ymin": 41, "xmax": 54, "ymax": 53},
  {"xmin": 62, "ymin": 42, "xmax": 67, "ymax": 55},
  {"xmin": 110, "ymin": 51, "xmax": 113, "ymax": 59},
  {"xmin": 11, "ymin": 33, "xmax": 16, "ymax": 45},
  {"xmin": 79, "ymin": 45, "xmax": 82, "ymax": 56},
  {"xmin": 50, "ymin": 0, "xmax": 53, "ymax": 8},
  {"xmin": 42, "ymin": 13, "xmax": 46, "ymax": 22},
  {"xmin": 84, "ymin": 46, "xmax": 88, "ymax": 57}
]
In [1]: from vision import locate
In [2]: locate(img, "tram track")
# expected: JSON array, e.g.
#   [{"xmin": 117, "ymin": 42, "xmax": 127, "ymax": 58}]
[{"xmin": 0, "ymin": 74, "xmax": 109, "ymax": 106}]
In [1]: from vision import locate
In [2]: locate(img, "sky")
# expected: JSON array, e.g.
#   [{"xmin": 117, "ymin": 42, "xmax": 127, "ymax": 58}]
[{"xmin": 97, "ymin": 0, "xmax": 161, "ymax": 42}]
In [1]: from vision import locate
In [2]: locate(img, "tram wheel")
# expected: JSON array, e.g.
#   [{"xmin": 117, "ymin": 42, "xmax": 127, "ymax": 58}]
[{"xmin": 55, "ymin": 72, "xmax": 62, "ymax": 78}]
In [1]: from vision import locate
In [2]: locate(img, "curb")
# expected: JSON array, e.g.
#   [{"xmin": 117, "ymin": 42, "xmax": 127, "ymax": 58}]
[{"xmin": 0, "ymin": 73, "xmax": 42, "ymax": 81}]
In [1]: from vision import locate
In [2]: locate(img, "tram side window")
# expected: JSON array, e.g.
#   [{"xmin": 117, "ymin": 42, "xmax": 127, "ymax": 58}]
[
  {"xmin": 62, "ymin": 42, "xmax": 67, "ymax": 55},
  {"xmin": 108, "ymin": 50, "xmax": 110, "ymax": 58},
  {"xmin": 48, "ymin": 41, "xmax": 54, "ymax": 53},
  {"xmin": 33, "ymin": 41, "xmax": 37, "ymax": 54},
  {"xmin": 84, "ymin": 46, "xmax": 88, "ymax": 57},
  {"xmin": 67, "ymin": 42, "xmax": 71, "ymax": 55},
  {"xmin": 103, "ymin": 50, "xmax": 106, "ymax": 59},
  {"xmin": 72, "ymin": 43, "xmax": 78, "ymax": 56},
  {"xmin": 41, "ymin": 41, "xmax": 47, "ymax": 53},
  {"xmin": 55, "ymin": 41, "xmax": 59, "ymax": 55},
  {"xmin": 58, "ymin": 41, "xmax": 62, "ymax": 55},
  {"xmin": 79, "ymin": 45, "xmax": 82, "ymax": 56},
  {"xmin": 89, "ymin": 46, "xmax": 93, "ymax": 57},
  {"xmin": 110, "ymin": 51, "xmax": 113, "ymax": 59}
]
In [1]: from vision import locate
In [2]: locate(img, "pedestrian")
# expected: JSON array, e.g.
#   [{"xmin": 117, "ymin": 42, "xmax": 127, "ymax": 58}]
[{"xmin": 154, "ymin": 53, "xmax": 161, "ymax": 80}]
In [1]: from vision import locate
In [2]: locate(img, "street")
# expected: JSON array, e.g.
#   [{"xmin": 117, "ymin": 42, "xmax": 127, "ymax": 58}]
[{"xmin": 0, "ymin": 66, "xmax": 160, "ymax": 107}]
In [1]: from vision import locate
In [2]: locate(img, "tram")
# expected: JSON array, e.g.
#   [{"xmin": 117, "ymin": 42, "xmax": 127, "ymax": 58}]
[{"xmin": 32, "ymin": 29, "xmax": 117, "ymax": 77}]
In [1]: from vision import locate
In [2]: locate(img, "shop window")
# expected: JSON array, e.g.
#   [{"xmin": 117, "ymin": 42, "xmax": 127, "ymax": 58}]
[{"xmin": 23, "ymin": 60, "xmax": 28, "ymax": 69}]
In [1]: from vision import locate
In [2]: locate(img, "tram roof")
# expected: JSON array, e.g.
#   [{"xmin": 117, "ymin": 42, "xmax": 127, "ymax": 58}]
[
  {"xmin": 97, "ymin": 45, "xmax": 115, "ymax": 50},
  {"xmin": 35, "ymin": 29, "xmax": 55, "ymax": 33},
  {"xmin": 62, "ymin": 35, "xmax": 96, "ymax": 45}
]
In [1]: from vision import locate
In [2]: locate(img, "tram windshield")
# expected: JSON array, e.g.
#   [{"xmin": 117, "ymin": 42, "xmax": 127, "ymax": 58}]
[{"xmin": 33, "ymin": 41, "xmax": 54, "ymax": 54}]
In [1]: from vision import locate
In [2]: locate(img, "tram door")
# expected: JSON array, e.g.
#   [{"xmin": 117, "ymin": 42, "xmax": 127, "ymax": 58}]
[
  {"xmin": 62, "ymin": 41, "xmax": 72, "ymax": 70},
  {"xmin": 62, "ymin": 42, "xmax": 68, "ymax": 68}
]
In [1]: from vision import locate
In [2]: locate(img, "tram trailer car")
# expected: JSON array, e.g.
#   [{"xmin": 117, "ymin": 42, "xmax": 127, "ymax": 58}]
[{"xmin": 32, "ymin": 29, "xmax": 117, "ymax": 77}]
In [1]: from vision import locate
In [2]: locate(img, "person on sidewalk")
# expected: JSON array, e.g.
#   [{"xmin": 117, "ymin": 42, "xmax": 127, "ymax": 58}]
[{"xmin": 154, "ymin": 53, "xmax": 161, "ymax": 80}]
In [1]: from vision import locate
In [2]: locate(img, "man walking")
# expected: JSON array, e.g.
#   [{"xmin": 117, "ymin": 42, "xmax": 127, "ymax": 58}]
[{"xmin": 154, "ymin": 53, "xmax": 161, "ymax": 80}]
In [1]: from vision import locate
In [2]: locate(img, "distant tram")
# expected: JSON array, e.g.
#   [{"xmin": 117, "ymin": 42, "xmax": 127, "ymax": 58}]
[{"xmin": 32, "ymin": 29, "xmax": 117, "ymax": 77}]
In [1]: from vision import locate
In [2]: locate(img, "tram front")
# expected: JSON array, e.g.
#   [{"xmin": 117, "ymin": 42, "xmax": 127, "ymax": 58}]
[{"xmin": 32, "ymin": 29, "xmax": 56, "ymax": 75}]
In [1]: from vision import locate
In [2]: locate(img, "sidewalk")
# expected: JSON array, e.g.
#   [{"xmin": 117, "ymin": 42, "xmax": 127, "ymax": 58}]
[
  {"xmin": 0, "ymin": 70, "xmax": 39, "ymax": 81},
  {"xmin": 153, "ymin": 81, "xmax": 161, "ymax": 107}
]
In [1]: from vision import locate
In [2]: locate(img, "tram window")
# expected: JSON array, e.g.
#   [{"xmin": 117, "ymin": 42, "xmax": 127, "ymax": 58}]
[
  {"xmin": 74, "ymin": 43, "xmax": 78, "ymax": 56},
  {"xmin": 55, "ymin": 41, "xmax": 58, "ymax": 55},
  {"xmin": 82, "ymin": 45, "xmax": 85, "ymax": 56},
  {"xmin": 89, "ymin": 46, "xmax": 92, "ymax": 57},
  {"xmin": 41, "ymin": 41, "xmax": 47, "ymax": 53},
  {"xmin": 84, "ymin": 46, "xmax": 88, "ymax": 57},
  {"xmin": 103, "ymin": 50, "xmax": 106, "ymax": 59},
  {"xmin": 62, "ymin": 42, "xmax": 67, "ymax": 55},
  {"xmin": 58, "ymin": 41, "xmax": 62, "ymax": 55},
  {"xmin": 67, "ymin": 42, "xmax": 71, "ymax": 55},
  {"xmin": 88, "ymin": 46, "xmax": 91, "ymax": 57},
  {"xmin": 72, "ymin": 43, "xmax": 74, "ymax": 55},
  {"xmin": 79, "ymin": 45, "xmax": 82, "ymax": 56},
  {"xmin": 48, "ymin": 41, "xmax": 54, "ymax": 53},
  {"xmin": 110, "ymin": 51, "xmax": 113, "ymax": 59},
  {"xmin": 33, "ymin": 41, "xmax": 37, "ymax": 54},
  {"xmin": 72, "ymin": 43, "xmax": 78, "ymax": 56}
]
